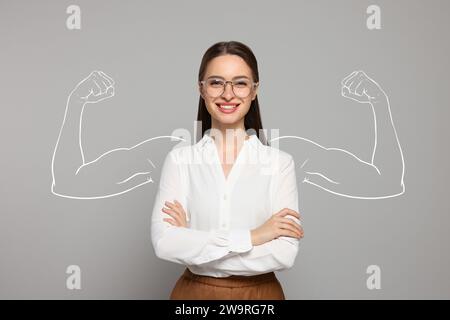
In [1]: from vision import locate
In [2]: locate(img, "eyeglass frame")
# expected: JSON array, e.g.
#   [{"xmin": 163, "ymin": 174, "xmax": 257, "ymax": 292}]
[{"xmin": 199, "ymin": 77, "xmax": 259, "ymax": 99}]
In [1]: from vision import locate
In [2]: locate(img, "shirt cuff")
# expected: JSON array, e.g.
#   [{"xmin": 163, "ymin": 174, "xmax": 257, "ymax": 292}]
[{"xmin": 228, "ymin": 229, "xmax": 253, "ymax": 253}]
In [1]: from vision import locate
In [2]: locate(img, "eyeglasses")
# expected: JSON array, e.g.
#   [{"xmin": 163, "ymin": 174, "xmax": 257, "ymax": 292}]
[{"xmin": 199, "ymin": 78, "xmax": 258, "ymax": 98}]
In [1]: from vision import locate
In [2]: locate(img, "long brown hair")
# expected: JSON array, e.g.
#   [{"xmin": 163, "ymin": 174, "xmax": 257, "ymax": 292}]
[{"xmin": 196, "ymin": 41, "xmax": 268, "ymax": 145}]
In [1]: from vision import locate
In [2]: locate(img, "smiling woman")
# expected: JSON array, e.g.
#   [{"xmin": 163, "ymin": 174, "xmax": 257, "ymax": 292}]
[
  {"xmin": 150, "ymin": 41, "xmax": 303, "ymax": 300},
  {"xmin": 196, "ymin": 42, "xmax": 268, "ymax": 145}
]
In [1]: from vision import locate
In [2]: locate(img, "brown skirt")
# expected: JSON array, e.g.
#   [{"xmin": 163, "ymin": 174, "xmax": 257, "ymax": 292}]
[{"xmin": 169, "ymin": 268, "xmax": 285, "ymax": 300}]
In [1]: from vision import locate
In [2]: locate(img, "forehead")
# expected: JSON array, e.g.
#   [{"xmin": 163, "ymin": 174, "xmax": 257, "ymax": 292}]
[{"xmin": 205, "ymin": 54, "xmax": 252, "ymax": 78}]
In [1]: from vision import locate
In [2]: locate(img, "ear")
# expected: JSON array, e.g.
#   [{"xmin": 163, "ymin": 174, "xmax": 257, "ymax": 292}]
[
  {"xmin": 251, "ymin": 83, "xmax": 259, "ymax": 101},
  {"xmin": 198, "ymin": 83, "xmax": 205, "ymax": 99}
]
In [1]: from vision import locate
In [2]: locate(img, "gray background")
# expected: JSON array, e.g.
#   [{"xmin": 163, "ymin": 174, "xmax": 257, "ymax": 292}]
[{"xmin": 1, "ymin": 0, "xmax": 449, "ymax": 299}]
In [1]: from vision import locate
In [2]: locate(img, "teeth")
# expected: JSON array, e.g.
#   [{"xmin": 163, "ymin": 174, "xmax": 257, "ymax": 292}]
[{"xmin": 219, "ymin": 104, "xmax": 238, "ymax": 109}]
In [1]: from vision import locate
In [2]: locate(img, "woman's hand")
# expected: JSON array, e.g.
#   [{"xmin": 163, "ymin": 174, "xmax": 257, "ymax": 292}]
[
  {"xmin": 250, "ymin": 208, "xmax": 303, "ymax": 246},
  {"xmin": 162, "ymin": 200, "xmax": 188, "ymax": 228}
]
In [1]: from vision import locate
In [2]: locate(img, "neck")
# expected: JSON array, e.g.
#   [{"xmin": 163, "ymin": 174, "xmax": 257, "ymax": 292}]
[{"xmin": 210, "ymin": 119, "xmax": 249, "ymax": 149}]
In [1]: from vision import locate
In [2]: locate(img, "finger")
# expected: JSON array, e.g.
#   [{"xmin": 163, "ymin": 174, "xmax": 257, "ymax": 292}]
[
  {"xmin": 162, "ymin": 205, "xmax": 180, "ymax": 219},
  {"xmin": 99, "ymin": 71, "xmax": 115, "ymax": 86},
  {"xmin": 98, "ymin": 72, "xmax": 112, "ymax": 87},
  {"xmin": 281, "ymin": 218, "xmax": 302, "ymax": 233},
  {"xmin": 280, "ymin": 219, "xmax": 303, "ymax": 234},
  {"xmin": 165, "ymin": 201, "xmax": 188, "ymax": 225},
  {"xmin": 173, "ymin": 200, "xmax": 190, "ymax": 222},
  {"xmin": 92, "ymin": 73, "xmax": 107, "ymax": 93},
  {"xmin": 163, "ymin": 218, "xmax": 179, "ymax": 227},
  {"xmin": 349, "ymin": 74, "xmax": 365, "ymax": 93},
  {"xmin": 344, "ymin": 70, "xmax": 363, "ymax": 88},
  {"xmin": 164, "ymin": 201, "xmax": 179, "ymax": 211},
  {"xmin": 173, "ymin": 200, "xmax": 183, "ymax": 209},
  {"xmin": 162, "ymin": 207, "xmax": 182, "ymax": 225},
  {"xmin": 277, "ymin": 208, "xmax": 300, "ymax": 219},
  {"xmin": 106, "ymin": 86, "xmax": 114, "ymax": 96},
  {"xmin": 281, "ymin": 208, "xmax": 301, "ymax": 219},
  {"xmin": 359, "ymin": 70, "xmax": 369, "ymax": 79},
  {"xmin": 90, "ymin": 79, "xmax": 102, "ymax": 96},
  {"xmin": 279, "ymin": 222, "xmax": 302, "ymax": 236},
  {"xmin": 277, "ymin": 212, "xmax": 301, "ymax": 226},
  {"xmin": 355, "ymin": 79, "xmax": 367, "ymax": 96},
  {"xmin": 98, "ymin": 76, "xmax": 111, "ymax": 91},
  {"xmin": 276, "ymin": 210, "xmax": 301, "ymax": 228},
  {"xmin": 345, "ymin": 73, "xmax": 361, "ymax": 91},
  {"xmin": 341, "ymin": 86, "xmax": 366, "ymax": 103},
  {"xmin": 282, "ymin": 229, "xmax": 305, "ymax": 239},
  {"xmin": 279, "ymin": 229, "xmax": 302, "ymax": 239},
  {"xmin": 163, "ymin": 209, "xmax": 182, "ymax": 226},
  {"xmin": 288, "ymin": 210, "xmax": 302, "ymax": 221},
  {"xmin": 341, "ymin": 71, "xmax": 357, "ymax": 86},
  {"xmin": 344, "ymin": 71, "xmax": 359, "ymax": 87},
  {"xmin": 88, "ymin": 89, "xmax": 114, "ymax": 103},
  {"xmin": 164, "ymin": 202, "xmax": 185, "ymax": 222},
  {"xmin": 173, "ymin": 200, "xmax": 187, "ymax": 215}
]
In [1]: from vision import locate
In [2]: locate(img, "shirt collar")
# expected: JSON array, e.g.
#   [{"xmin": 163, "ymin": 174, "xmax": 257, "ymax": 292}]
[{"xmin": 196, "ymin": 132, "xmax": 261, "ymax": 150}]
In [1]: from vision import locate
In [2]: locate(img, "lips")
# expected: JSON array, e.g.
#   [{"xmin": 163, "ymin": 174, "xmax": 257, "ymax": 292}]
[{"xmin": 216, "ymin": 103, "xmax": 240, "ymax": 114}]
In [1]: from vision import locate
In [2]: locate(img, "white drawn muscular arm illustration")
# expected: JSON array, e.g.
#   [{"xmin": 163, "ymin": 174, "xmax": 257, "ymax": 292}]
[
  {"xmin": 51, "ymin": 71, "xmax": 184, "ymax": 199},
  {"xmin": 271, "ymin": 71, "xmax": 405, "ymax": 199}
]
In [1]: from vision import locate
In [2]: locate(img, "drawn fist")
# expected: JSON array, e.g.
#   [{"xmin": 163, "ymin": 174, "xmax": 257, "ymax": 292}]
[
  {"xmin": 341, "ymin": 70, "xmax": 387, "ymax": 103},
  {"xmin": 70, "ymin": 70, "xmax": 115, "ymax": 104}
]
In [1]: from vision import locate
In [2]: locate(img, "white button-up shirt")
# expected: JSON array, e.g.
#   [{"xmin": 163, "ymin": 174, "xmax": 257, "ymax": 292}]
[{"xmin": 151, "ymin": 133, "xmax": 301, "ymax": 277}]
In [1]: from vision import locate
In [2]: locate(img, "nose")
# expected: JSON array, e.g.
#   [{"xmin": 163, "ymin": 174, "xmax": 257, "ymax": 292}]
[{"xmin": 221, "ymin": 82, "xmax": 235, "ymax": 100}]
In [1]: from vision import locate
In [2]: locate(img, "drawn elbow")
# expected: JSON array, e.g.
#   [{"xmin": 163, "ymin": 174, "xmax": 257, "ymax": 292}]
[
  {"xmin": 390, "ymin": 181, "xmax": 405, "ymax": 197},
  {"xmin": 379, "ymin": 175, "xmax": 405, "ymax": 197},
  {"xmin": 51, "ymin": 180, "xmax": 69, "ymax": 197},
  {"xmin": 51, "ymin": 178, "xmax": 83, "ymax": 198}
]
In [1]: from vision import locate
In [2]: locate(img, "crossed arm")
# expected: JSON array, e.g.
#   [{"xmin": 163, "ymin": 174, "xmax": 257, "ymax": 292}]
[{"xmin": 151, "ymin": 151, "xmax": 301, "ymax": 275}]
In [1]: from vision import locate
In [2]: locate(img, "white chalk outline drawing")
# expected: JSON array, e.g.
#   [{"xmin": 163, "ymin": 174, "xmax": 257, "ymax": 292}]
[
  {"xmin": 51, "ymin": 70, "xmax": 404, "ymax": 200},
  {"xmin": 270, "ymin": 70, "xmax": 405, "ymax": 199},
  {"xmin": 51, "ymin": 71, "xmax": 185, "ymax": 200}
]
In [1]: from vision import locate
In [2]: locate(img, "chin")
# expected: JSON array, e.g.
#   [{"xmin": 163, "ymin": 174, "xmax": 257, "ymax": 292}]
[{"xmin": 214, "ymin": 115, "xmax": 242, "ymax": 126}]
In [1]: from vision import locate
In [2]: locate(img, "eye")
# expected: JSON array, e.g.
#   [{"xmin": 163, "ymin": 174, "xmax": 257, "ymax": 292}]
[
  {"xmin": 207, "ymin": 79, "xmax": 224, "ymax": 87},
  {"xmin": 234, "ymin": 80, "xmax": 250, "ymax": 87}
]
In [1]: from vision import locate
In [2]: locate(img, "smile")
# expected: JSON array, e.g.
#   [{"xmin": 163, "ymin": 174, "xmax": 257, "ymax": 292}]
[{"xmin": 216, "ymin": 103, "xmax": 240, "ymax": 114}]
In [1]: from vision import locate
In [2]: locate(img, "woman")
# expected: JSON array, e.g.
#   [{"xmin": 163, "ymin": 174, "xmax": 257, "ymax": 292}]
[{"xmin": 151, "ymin": 41, "xmax": 304, "ymax": 300}]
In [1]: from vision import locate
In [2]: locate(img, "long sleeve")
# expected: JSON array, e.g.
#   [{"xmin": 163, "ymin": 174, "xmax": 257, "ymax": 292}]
[
  {"xmin": 196, "ymin": 153, "xmax": 301, "ymax": 275},
  {"xmin": 151, "ymin": 149, "xmax": 253, "ymax": 266}
]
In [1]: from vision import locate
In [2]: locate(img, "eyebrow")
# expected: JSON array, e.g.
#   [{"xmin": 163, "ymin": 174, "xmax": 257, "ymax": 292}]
[{"xmin": 207, "ymin": 75, "xmax": 251, "ymax": 80}]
